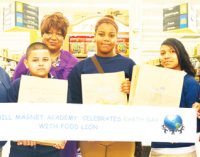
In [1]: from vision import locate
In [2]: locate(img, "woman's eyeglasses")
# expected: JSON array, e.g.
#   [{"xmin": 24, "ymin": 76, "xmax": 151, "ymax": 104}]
[{"xmin": 43, "ymin": 32, "xmax": 64, "ymax": 40}]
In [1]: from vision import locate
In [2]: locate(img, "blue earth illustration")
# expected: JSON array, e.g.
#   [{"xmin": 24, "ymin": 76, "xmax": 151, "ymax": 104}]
[{"xmin": 164, "ymin": 115, "xmax": 183, "ymax": 131}]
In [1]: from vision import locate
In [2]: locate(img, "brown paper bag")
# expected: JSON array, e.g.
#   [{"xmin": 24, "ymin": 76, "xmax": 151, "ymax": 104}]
[
  {"xmin": 81, "ymin": 71, "xmax": 127, "ymax": 105},
  {"xmin": 129, "ymin": 64, "xmax": 185, "ymax": 107}
]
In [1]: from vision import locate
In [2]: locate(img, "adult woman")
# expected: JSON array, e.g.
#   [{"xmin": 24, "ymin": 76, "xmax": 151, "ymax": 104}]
[
  {"xmin": 68, "ymin": 15, "xmax": 137, "ymax": 157},
  {"xmin": 13, "ymin": 12, "xmax": 78, "ymax": 157},
  {"xmin": 13, "ymin": 12, "xmax": 78, "ymax": 80},
  {"xmin": 150, "ymin": 38, "xmax": 200, "ymax": 157}
]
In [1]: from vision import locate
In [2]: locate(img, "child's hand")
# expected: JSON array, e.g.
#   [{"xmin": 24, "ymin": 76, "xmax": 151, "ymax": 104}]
[
  {"xmin": 121, "ymin": 78, "xmax": 131, "ymax": 94},
  {"xmin": 53, "ymin": 141, "xmax": 67, "ymax": 149},
  {"xmin": 16, "ymin": 140, "xmax": 36, "ymax": 146},
  {"xmin": 192, "ymin": 102, "xmax": 200, "ymax": 119}
]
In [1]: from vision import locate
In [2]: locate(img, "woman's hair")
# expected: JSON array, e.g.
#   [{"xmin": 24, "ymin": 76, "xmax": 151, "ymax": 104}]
[
  {"xmin": 95, "ymin": 15, "xmax": 118, "ymax": 33},
  {"xmin": 40, "ymin": 12, "xmax": 69, "ymax": 37},
  {"xmin": 161, "ymin": 38, "xmax": 196, "ymax": 76}
]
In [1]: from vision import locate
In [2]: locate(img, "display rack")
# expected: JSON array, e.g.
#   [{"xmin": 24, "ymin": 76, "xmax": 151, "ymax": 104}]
[
  {"xmin": 190, "ymin": 55, "xmax": 200, "ymax": 82},
  {"xmin": 0, "ymin": 49, "xmax": 20, "ymax": 78},
  {"xmin": 68, "ymin": 34, "xmax": 129, "ymax": 59},
  {"xmin": 0, "ymin": 54, "xmax": 19, "ymax": 63}
]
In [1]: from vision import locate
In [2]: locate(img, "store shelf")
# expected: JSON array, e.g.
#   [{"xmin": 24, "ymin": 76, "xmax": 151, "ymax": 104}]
[
  {"xmin": 191, "ymin": 55, "xmax": 200, "ymax": 60},
  {"xmin": 0, "ymin": 55, "xmax": 19, "ymax": 62},
  {"xmin": 73, "ymin": 54, "xmax": 88, "ymax": 58}
]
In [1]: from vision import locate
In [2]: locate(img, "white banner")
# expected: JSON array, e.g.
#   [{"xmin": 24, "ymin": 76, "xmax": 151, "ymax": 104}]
[{"xmin": 0, "ymin": 103, "xmax": 197, "ymax": 143}]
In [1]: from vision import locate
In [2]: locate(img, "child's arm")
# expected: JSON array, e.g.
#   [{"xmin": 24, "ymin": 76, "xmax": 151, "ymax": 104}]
[
  {"xmin": 52, "ymin": 141, "xmax": 67, "ymax": 149},
  {"xmin": 36, "ymin": 140, "xmax": 67, "ymax": 149},
  {"xmin": 193, "ymin": 102, "xmax": 200, "ymax": 119},
  {"xmin": 16, "ymin": 140, "xmax": 36, "ymax": 146},
  {"xmin": 16, "ymin": 140, "xmax": 67, "ymax": 149}
]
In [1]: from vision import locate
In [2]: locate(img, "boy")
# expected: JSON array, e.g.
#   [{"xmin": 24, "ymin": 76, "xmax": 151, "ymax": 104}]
[
  {"xmin": 8, "ymin": 42, "xmax": 65, "ymax": 157},
  {"xmin": 8, "ymin": 42, "xmax": 52, "ymax": 102}
]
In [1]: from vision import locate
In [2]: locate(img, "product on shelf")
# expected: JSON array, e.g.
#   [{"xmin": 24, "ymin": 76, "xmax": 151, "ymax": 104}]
[
  {"xmin": 69, "ymin": 35, "xmax": 86, "ymax": 57},
  {"xmin": 69, "ymin": 35, "xmax": 129, "ymax": 57},
  {"xmin": 116, "ymin": 37, "xmax": 129, "ymax": 56},
  {"xmin": 0, "ymin": 48, "xmax": 20, "ymax": 78}
]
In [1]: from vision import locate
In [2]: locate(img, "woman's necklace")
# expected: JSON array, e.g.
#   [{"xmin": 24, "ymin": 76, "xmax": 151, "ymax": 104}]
[{"xmin": 52, "ymin": 55, "xmax": 61, "ymax": 67}]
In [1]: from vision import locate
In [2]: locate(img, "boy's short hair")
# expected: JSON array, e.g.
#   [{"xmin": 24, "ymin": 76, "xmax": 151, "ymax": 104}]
[{"xmin": 26, "ymin": 42, "xmax": 50, "ymax": 59}]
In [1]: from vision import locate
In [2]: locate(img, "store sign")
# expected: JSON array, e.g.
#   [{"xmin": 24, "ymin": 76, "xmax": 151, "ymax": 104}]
[
  {"xmin": 0, "ymin": 104, "xmax": 197, "ymax": 143},
  {"xmin": 163, "ymin": 4, "xmax": 181, "ymax": 31},
  {"xmin": 15, "ymin": 1, "xmax": 39, "ymax": 30},
  {"xmin": 3, "ymin": 1, "xmax": 39, "ymax": 30},
  {"xmin": 163, "ymin": 15, "xmax": 180, "ymax": 31},
  {"xmin": 163, "ymin": 3, "xmax": 197, "ymax": 32},
  {"xmin": 3, "ymin": 3, "xmax": 15, "ymax": 31}
]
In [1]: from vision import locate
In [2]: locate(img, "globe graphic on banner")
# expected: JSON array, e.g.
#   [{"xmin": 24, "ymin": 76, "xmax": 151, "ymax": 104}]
[{"xmin": 164, "ymin": 115, "xmax": 183, "ymax": 131}]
